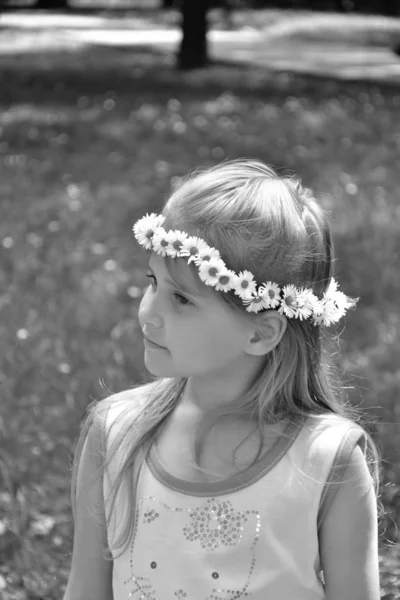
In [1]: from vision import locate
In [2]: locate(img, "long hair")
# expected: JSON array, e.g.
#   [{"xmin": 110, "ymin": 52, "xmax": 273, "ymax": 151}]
[{"xmin": 71, "ymin": 159, "xmax": 381, "ymax": 558}]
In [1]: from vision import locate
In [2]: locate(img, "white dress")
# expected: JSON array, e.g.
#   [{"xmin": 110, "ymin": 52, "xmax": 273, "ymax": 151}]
[{"xmin": 103, "ymin": 403, "xmax": 368, "ymax": 600}]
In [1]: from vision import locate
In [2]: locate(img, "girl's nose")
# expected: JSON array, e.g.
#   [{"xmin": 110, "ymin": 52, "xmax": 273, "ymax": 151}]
[
  {"xmin": 146, "ymin": 314, "xmax": 163, "ymax": 328},
  {"xmin": 138, "ymin": 287, "xmax": 163, "ymax": 329}
]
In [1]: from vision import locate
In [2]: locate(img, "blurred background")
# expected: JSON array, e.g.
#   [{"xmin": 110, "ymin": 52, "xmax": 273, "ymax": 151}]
[{"xmin": 0, "ymin": 0, "xmax": 399, "ymax": 598}]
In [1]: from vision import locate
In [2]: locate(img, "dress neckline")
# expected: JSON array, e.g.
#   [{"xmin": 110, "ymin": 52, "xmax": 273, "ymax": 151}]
[{"xmin": 146, "ymin": 414, "xmax": 307, "ymax": 496}]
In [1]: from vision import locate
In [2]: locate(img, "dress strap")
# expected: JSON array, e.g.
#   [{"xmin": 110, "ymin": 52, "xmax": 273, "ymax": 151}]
[{"xmin": 317, "ymin": 426, "xmax": 368, "ymax": 529}]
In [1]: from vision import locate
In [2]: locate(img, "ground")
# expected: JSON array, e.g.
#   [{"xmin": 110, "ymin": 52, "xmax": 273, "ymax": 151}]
[{"xmin": 0, "ymin": 4, "xmax": 400, "ymax": 599}]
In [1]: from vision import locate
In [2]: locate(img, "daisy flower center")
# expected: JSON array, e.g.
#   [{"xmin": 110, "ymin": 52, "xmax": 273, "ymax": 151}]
[
  {"xmin": 219, "ymin": 275, "xmax": 230, "ymax": 285},
  {"xmin": 285, "ymin": 295, "xmax": 295, "ymax": 306},
  {"xmin": 172, "ymin": 240, "xmax": 183, "ymax": 250},
  {"xmin": 268, "ymin": 289, "xmax": 276, "ymax": 299},
  {"xmin": 208, "ymin": 267, "xmax": 219, "ymax": 277},
  {"xmin": 241, "ymin": 280, "xmax": 249, "ymax": 289},
  {"xmin": 160, "ymin": 239, "xmax": 168, "ymax": 248},
  {"xmin": 145, "ymin": 229, "xmax": 154, "ymax": 239},
  {"xmin": 189, "ymin": 246, "xmax": 199, "ymax": 255},
  {"xmin": 253, "ymin": 296, "xmax": 263, "ymax": 304}
]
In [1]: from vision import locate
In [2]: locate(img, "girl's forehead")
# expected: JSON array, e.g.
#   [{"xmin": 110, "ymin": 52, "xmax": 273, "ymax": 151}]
[{"xmin": 149, "ymin": 253, "xmax": 213, "ymax": 299}]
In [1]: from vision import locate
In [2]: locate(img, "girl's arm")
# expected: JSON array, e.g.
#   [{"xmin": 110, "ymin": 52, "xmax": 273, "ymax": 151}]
[
  {"xmin": 63, "ymin": 420, "xmax": 113, "ymax": 600},
  {"xmin": 319, "ymin": 444, "xmax": 380, "ymax": 600}
]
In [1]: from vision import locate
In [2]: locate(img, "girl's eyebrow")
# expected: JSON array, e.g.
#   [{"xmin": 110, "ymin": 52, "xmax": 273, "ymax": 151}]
[
  {"xmin": 147, "ymin": 265, "xmax": 203, "ymax": 299},
  {"xmin": 165, "ymin": 277, "xmax": 202, "ymax": 298}
]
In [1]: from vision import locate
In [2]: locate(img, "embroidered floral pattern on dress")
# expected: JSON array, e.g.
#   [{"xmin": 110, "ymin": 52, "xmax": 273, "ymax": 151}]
[
  {"xmin": 182, "ymin": 498, "xmax": 248, "ymax": 550},
  {"xmin": 142, "ymin": 508, "xmax": 160, "ymax": 524},
  {"xmin": 124, "ymin": 496, "xmax": 262, "ymax": 600},
  {"xmin": 127, "ymin": 578, "xmax": 157, "ymax": 600}
]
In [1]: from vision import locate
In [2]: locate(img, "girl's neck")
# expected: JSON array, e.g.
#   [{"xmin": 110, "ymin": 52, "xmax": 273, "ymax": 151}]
[{"xmin": 180, "ymin": 367, "xmax": 261, "ymax": 415}]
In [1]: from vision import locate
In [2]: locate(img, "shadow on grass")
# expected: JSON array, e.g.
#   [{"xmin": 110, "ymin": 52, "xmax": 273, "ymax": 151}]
[{"xmin": 1, "ymin": 44, "xmax": 400, "ymax": 109}]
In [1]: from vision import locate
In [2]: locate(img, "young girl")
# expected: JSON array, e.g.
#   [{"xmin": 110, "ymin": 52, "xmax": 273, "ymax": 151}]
[{"xmin": 64, "ymin": 160, "xmax": 380, "ymax": 600}]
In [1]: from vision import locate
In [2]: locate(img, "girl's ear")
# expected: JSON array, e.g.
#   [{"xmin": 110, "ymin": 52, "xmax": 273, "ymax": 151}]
[{"xmin": 244, "ymin": 311, "xmax": 287, "ymax": 357}]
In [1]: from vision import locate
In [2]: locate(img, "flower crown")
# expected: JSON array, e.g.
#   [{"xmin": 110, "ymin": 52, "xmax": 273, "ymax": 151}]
[{"xmin": 133, "ymin": 213, "xmax": 358, "ymax": 326}]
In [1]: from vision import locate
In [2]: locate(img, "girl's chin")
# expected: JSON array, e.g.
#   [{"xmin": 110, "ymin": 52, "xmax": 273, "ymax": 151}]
[{"xmin": 144, "ymin": 353, "xmax": 175, "ymax": 377}]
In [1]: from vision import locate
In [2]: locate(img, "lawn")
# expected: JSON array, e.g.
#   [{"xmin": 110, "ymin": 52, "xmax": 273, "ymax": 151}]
[{"xmin": 0, "ymin": 16, "xmax": 400, "ymax": 599}]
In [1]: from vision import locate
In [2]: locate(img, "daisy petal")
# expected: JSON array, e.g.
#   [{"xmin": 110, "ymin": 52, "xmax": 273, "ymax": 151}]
[
  {"xmin": 192, "ymin": 246, "xmax": 221, "ymax": 266},
  {"xmin": 152, "ymin": 227, "xmax": 170, "ymax": 257},
  {"xmin": 133, "ymin": 213, "xmax": 166, "ymax": 249},
  {"xmin": 296, "ymin": 288, "xmax": 319, "ymax": 321},
  {"xmin": 278, "ymin": 284, "xmax": 298, "ymax": 318},
  {"xmin": 198, "ymin": 257, "xmax": 226, "ymax": 286},
  {"xmin": 179, "ymin": 236, "xmax": 210, "ymax": 263},
  {"xmin": 214, "ymin": 269, "xmax": 236, "ymax": 292},
  {"xmin": 245, "ymin": 294, "xmax": 268, "ymax": 313},
  {"xmin": 259, "ymin": 281, "xmax": 281, "ymax": 309},
  {"xmin": 233, "ymin": 270, "xmax": 257, "ymax": 300},
  {"xmin": 165, "ymin": 230, "xmax": 188, "ymax": 257}
]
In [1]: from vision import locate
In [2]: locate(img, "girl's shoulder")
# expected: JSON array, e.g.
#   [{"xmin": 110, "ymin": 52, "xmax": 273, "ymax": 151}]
[
  {"xmin": 300, "ymin": 414, "xmax": 375, "ymax": 532},
  {"xmin": 304, "ymin": 411, "xmax": 366, "ymax": 438},
  {"xmin": 297, "ymin": 412, "xmax": 368, "ymax": 461}
]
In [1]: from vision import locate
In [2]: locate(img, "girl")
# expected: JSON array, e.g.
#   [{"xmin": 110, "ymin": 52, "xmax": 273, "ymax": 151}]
[{"xmin": 64, "ymin": 160, "xmax": 380, "ymax": 600}]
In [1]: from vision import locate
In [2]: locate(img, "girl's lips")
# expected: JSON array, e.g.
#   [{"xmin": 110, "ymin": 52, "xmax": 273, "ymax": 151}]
[{"xmin": 143, "ymin": 336, "xmax": 166, "ymax": 350}]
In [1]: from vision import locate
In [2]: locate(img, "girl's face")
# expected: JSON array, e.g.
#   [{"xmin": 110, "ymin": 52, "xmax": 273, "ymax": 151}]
[{"xmin": 138, "ymin": 253, "xmax": 256, "ymax": 381}]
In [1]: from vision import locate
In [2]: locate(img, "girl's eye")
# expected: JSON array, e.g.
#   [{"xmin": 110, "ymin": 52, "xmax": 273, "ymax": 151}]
[
  {"xmin": 173, "ymin": 292, "xmax": 192, "ymax": 307},
  {"xmin": 146, "ymin": 273, "xmax": 192, "ymax": 308}
]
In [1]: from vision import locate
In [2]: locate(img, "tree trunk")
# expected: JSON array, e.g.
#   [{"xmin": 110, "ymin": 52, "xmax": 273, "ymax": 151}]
[
  {"xmin": 33, "ymin": 0, "xmax": 69, "ymax": 8},
  {"xmin": 333, "ymin": 0, "xmax": 355, "ymax": 12},
  {"xmin": 382, "ymin": 0, "xmax": 398, "ymax": 16},
  {"xmin": 177, "ymin": 0, "xmax": 209, "ymax": 70}
]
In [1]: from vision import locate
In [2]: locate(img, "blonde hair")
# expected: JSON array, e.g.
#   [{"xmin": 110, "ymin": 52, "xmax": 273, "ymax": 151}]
[{"xmin": 71, "ymin": 159, "xmax": 380, "ymax": 557}]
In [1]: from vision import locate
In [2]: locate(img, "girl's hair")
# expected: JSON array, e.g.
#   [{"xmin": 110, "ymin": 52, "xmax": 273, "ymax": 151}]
[{"xmin": 71, "ymin": 159, "xmax": 381, "ymax": 558}]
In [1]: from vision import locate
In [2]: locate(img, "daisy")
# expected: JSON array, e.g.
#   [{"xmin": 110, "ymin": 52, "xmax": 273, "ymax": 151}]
[
  {"xmin": 310, "ymin": 299, "xmax": 324, "ymax": 326},
  {"xmin": 332, "ymin": 289, "xmax": 358, "ymax": 313},
  {"xmin": 313, "ymin": 309, "xmax": 335, "ymax": 327},
  {"xmin": 179, "ymin": 236, "xmax": 210, "ymax": 263},
  {"xmin": 132, "ymin": 213, "xmax": 166, "ymax": 250},
  {"xmin": 165, "ymin": 230, "xmax": 188, "ymax": 258},
  {"xmin": 244, "ymin": 293, "xmax": 268, "ymax": 313},
  {"xmin": 152, "ymin": 228, "xmax": 170, "ymax": 257},
  {"xmin": 198, "ymin": 257, "xmax": 226, "ymax": 287},
  {"xmin": 312, "ymin": 298, "xmax": 341, "ymax": 327},
  {"xmin": 332, "ymin": 290, "xmax": 348, "ymax": 310},
  {"xmin": 278, "ymin": 284, "xmax": 299, "ymax": 318},
  {"xmin": 192, "ymin": 245, "xmax": 221, "ymax": 266},
  {"xmin": 296, "ymin": 288, "xmax": 319, "ymax": 321},
  {"xmin": 324, "ymin": 278, "xmax": 339, "ymax": 299},
  {"xmin": 258, "ymin": 281, "xmax": 281, "ymax": 309},
  {"xmin": 214, "ymin": 269, "xmax": 236, "ymax": 292},
  {"xmin": 326, "ymin": 298, "xmax": 344, "ymax": 324},
  {"xmin": 233, "ymin": 270, "xmax": 257, "ymax": 300}
]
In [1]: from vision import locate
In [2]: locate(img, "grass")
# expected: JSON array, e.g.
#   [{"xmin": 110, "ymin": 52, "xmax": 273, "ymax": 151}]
[{"xmin": 0, "ymin": 24, "xmax": 400, "ymax": 599}]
